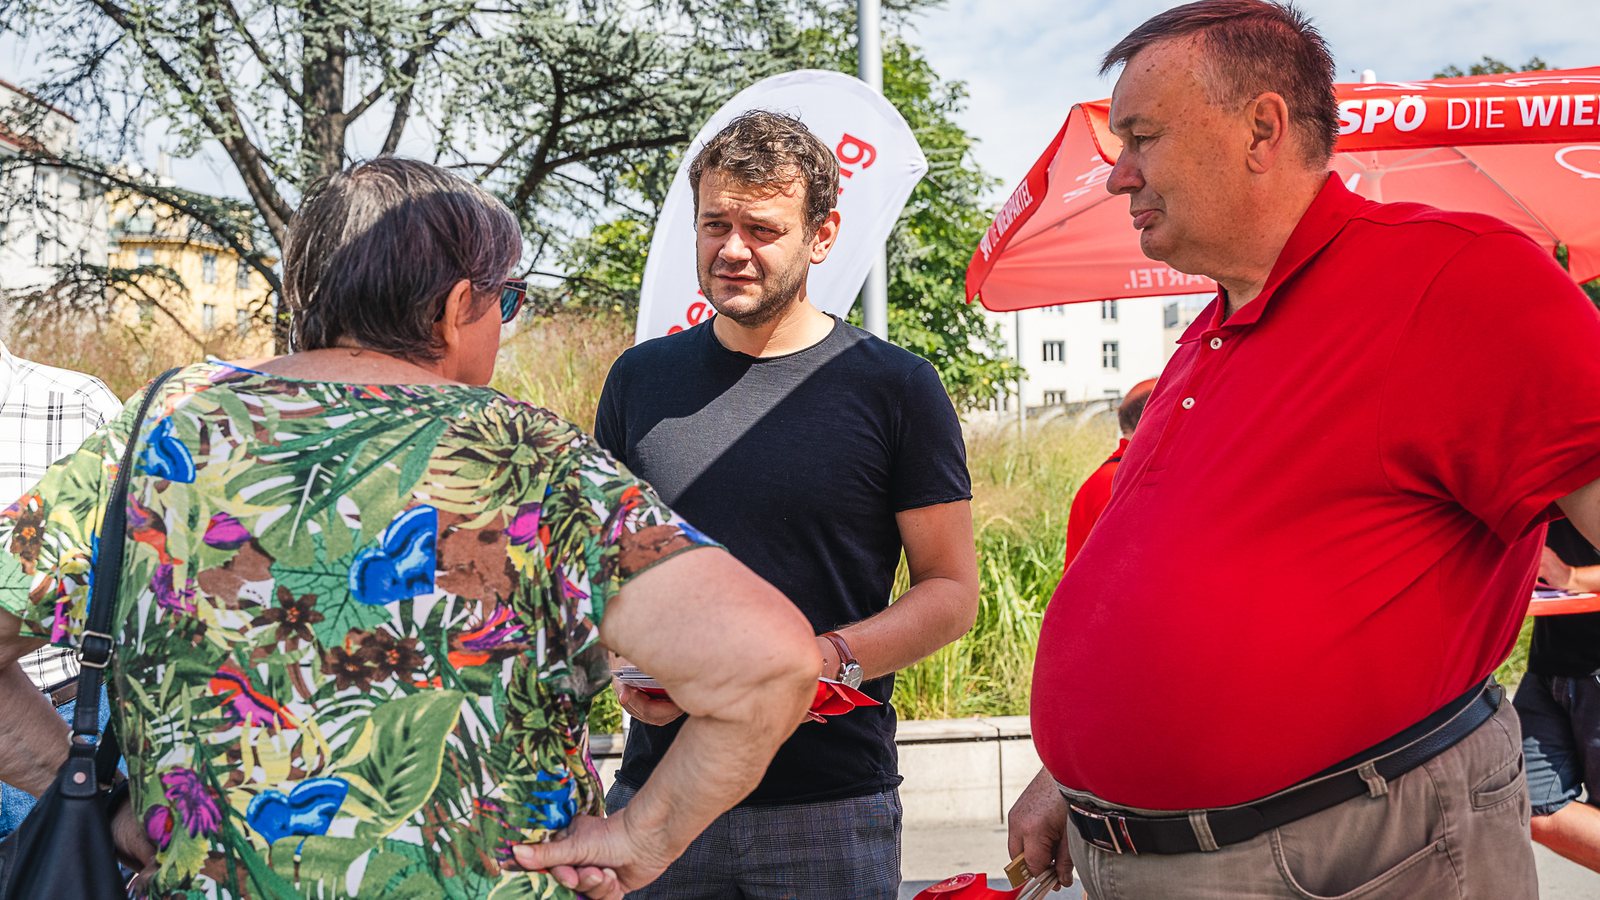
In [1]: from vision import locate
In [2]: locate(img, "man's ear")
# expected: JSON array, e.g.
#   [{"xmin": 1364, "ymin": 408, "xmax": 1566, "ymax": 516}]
[
  {"xmin": 434, "ymin": 279, "xmax": 478, "ymax": 352},
  {"xmin": 809, "ymin": 209, "xmax": 843, "ymax": 265},
  {"xmin": 1244, "ymin": 91, "xmax": 1292, "ymax": 174}
]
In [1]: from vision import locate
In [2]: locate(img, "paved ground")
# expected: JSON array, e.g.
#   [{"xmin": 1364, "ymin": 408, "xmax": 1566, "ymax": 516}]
[{"xmin": 898, "ymin": 821, "xmax": 1600, "ymax": 898}]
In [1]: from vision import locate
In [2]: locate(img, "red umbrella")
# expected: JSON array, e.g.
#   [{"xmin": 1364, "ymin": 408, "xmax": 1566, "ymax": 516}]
[{"xmin": 967, "ymin": 66, "xmax": 1600, "ymax": 311}]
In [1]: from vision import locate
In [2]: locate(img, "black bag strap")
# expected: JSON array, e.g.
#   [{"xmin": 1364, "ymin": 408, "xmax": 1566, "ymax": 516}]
[{"xmin": 71, "ymin": 367, "xmax": 183, "ymax": 774}]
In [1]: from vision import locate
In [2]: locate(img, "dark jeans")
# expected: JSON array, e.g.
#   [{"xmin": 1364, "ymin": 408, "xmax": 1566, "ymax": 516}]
[
  {"xmin": 605, "ymin": 779, "xmax": 902, "ymax": 899},
  {"xmin": 1514, "ymin": 672, "xmax": 1600, "ymax": 817}
]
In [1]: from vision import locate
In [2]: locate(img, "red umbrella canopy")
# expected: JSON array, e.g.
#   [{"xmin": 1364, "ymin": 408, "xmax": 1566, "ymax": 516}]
[{"xmin": 968, "ymin": 67, "xmax": 1600, "ymax": 312}]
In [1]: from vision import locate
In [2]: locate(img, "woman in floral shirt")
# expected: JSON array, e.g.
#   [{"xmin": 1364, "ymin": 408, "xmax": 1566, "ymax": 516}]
[{"xmin": 0, "ymin": 158, "xmax": 816, "ymax": 900}]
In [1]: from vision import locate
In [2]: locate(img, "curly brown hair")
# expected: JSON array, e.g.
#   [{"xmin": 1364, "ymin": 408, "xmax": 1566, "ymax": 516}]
[{"xmin": 688, "ymin": 110, "xmax": 839, "ymax": 235}]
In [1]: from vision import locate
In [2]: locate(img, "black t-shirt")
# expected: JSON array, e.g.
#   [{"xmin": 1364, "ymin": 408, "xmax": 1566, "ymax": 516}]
[
  {"xmin": 1529, "ymin": 519, "xmax": 1600, "ymax": 676},
  {"xmin": 594, "ymin": 316, "xmax": 971, "ymax": 805}
]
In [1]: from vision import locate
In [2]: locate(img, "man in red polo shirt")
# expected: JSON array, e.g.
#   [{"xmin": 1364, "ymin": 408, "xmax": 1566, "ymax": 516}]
[{"xmin": 1007, "ymin": 2, "xmax": 1600, "ymax": 897}]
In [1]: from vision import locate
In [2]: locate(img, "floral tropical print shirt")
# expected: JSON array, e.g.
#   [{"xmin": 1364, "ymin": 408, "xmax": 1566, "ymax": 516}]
[{"xmin": 0, "ymin": 362, "xmax": 714, "ymax": 899}]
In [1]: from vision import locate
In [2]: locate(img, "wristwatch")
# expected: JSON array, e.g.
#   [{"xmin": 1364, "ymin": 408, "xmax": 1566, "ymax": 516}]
[{"xmin": 822, "ymin": 631, "xmax": 864, "ymax": 689}]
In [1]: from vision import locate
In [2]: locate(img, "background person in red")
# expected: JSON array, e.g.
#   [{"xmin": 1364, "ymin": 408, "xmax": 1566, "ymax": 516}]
[
  {"xmin": 1063, "ymin": 378, "xmax": 1156, "ymax": 569},
  {"xmin": 1006, "ymin": 1, "xmax": 1600, "ymax": 898}
]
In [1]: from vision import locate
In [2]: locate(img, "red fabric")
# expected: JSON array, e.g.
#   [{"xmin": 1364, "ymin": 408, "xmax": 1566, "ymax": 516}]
[
  {"xmin": 967, "ymin": 67, "xmax": 1600, "ymax": 311},
  {"xmin": 1031, "ymin": 176, "xmax": 1600, "ymax": 810},
  {"xmin": 1063, "ymin": 439, "xmax": 1128, "ymax": 569}
]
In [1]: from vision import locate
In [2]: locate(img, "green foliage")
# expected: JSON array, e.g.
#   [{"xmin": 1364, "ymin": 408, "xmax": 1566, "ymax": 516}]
[
  {"xmin": 1555, "ymin": 245, "xmax": 1600, "ymax": 313},
  {"xmin": 1434, "ymin": 55, "xmax": 1550, "ymax": 78},
  {"xmin": 0, "ymin": 0, "xmax": 936, "ymax": 347}
]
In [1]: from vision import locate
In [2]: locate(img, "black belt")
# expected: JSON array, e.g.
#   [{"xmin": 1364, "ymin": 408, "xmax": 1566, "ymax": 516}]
[{"xmin": 1067, "ymin": 678, "xmax": 1502, "ymax": 855}]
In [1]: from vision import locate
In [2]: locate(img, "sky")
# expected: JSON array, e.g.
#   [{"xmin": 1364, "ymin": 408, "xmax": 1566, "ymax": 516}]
[
  {"xmin": 912, "ymin": 0, "xmax": 1600, "ymax": 200},
  {"xmin": 5, "ymin": 1, "xmax": 1596, "ymax": 209}
]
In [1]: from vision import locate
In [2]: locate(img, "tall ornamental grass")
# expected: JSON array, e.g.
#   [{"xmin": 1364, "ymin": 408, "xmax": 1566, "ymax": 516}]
[{"xmin": 7, "ymin": 313, "xmax": 258, "ymax": 400}]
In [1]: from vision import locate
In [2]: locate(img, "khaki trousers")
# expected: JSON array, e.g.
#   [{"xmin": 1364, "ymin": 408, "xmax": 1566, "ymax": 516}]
[{"xmin": 1063, "ymin": 697, "xmax": 1536, "ymax": 899}]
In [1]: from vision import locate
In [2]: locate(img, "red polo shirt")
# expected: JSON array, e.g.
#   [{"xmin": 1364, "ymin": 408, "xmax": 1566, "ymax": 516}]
[{"xmin": 1032, "ymin": 176, "xmax": 1600, "ymax": 810}]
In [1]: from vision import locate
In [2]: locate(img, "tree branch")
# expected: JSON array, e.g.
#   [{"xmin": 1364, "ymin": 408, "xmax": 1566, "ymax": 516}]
[
  {"xmin": 194, "ymin": 1, "xmax": 295, "ymax": 242},
  {"xmin": 540, "ymin": 133, "xmax": 688, "ymax": 175},
  {"xmin": 510, "ymin": 61, "xmax": 568, "ymax": 210},
  {"xmin": 82, "ymin": 0, "xmax": 293, "ymax": 242},
  {"xmin": 217, "ymin": 0, "xmax": 303, "ymax": 107}
]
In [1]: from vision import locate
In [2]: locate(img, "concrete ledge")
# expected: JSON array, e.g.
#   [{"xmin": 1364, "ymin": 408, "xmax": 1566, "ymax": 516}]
[{"xmin": 591, "ymin": 716, "xmax": 1038, "ymax": 827}]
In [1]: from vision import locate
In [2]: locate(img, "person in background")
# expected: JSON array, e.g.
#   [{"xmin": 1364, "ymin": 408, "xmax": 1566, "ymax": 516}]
[
  {"xmin": 594, "ymin": 110, "xmax": 979, "ymax": 899},
  {"xmin": 1516, "ymin": 518, "xmax": 1600, "ymax": 872},
  {"xmin": 0, "ymin": 337, "xmax": 121, "ymax": 837},
  {"xmin": 0, "ymin": 157, "xmax": 817, "ymax": 900},
  {"xmin": 1007, "ymin": 2, "xmax": 1600, "ymax": 897},
  {"xmin": 1063, "ymin": 377, "xmax": 1156, "ymax": 569}
]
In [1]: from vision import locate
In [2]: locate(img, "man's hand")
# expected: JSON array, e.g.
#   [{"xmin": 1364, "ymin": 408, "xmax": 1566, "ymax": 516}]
[
  {"xmin": 613, "ymin": 679, "xmax": 686, "ymax": 727},
  {"xmin": 1007, "ymin": 766, "xmax": 1074, "ymax": 887},
  {"xmin": 1539, "ymin": 547, "xmax": 1576, "ymax": 590},
  {"xmin": 510, "ymin": 811, "xmax": 674, "ymax": 900}
]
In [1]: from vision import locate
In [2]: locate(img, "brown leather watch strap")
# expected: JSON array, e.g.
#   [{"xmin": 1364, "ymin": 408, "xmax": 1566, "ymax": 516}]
[{"xmin": 821, "ymin": 631, "xmax": 856, "ymax": 678}]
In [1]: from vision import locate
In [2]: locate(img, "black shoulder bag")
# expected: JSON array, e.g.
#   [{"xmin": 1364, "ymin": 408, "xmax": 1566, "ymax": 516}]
[{"xmin": 0, "ymin": 367, "xmax": 181, "ymax": 900}]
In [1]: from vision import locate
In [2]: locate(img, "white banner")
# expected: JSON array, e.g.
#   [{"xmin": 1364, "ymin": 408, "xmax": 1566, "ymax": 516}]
[{"xmin": 635, "ymin": 69, "xmax": 929, "ymax": 344}]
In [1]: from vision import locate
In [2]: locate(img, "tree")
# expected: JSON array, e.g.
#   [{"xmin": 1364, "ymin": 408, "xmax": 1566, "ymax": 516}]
[
  {"xmin": 0, "ymin": 0, "xmax": 895, "ymax": 346},
  {"xmin": 553, "ymin": 14, "xmax": 1018, "ymax": 411},
  {"xmin": 1433, "ymin": 55, "xmax": 1549, "ymax": 78},
  {"xmin": 1433, "ymin": 56, "xmax": 1600, "ymax": 310}
]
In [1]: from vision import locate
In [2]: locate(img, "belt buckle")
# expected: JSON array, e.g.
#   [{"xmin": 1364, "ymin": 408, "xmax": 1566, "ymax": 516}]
[{"xmin": 1070, "ymin": 802, "xmax": 1138, "ymax": 855}]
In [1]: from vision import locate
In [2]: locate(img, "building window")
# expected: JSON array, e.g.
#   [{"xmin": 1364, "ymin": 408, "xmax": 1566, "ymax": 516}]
[
  {"xmin": 1163, "ymin": 302, "xmax": 1180, "ymax": 329},
  {"xmin": 202, "ymin": 252, "xmax": 218, "ymax": 284},
  {"xmin": 1042, "ymin": 340, "xmax": 1066, "ymax": 363},
  {"xmin": 236, "ymin": 308, "xmax": 251, "ymax": 334},
  {"xmin": 236, "ymin": 262, "xmax": 251, "ymax": 290},
  {"xmin": 32, "ymin": 170, "xmax": 51, "ymax": 205},
  {"xmin": 34, "ymin": 234, "xmax": 48, "ymax": 265},
  {"xmin": 1101, "ymin": 300, "xmax": 1119, "ymax": 321},
  {"xmin": 1102, "ymin": 341, "xmax": 1120, "ymax": 370},
  {"xmin": 988, "ymin": 392, "xmax": 1010, "ymax": 413},
  {"xmin": 1043, "ymin": 390, "xmax": 1068, "ymax": 406},
  {"xmin": 202, "ymin": 303, "xmax": 217, "ymax": 331},
  {"xmin": 1043, "ymin": 304, "xmax": 1066, "ymax": 316},
  {"xmin": 135, "ymin": 247, "xmax": 155, "ymax": 266}
]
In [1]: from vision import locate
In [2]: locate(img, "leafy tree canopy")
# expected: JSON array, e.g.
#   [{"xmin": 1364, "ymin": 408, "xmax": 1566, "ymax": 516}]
[{"xmin": 0, "ymin": 0, "xmax": 928, "ymax": 344}]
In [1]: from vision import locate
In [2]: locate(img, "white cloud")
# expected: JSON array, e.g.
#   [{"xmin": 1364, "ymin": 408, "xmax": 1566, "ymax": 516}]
[{"xmin": 914, "ymin": 0, "xmax": 1600, "ymax": 201}]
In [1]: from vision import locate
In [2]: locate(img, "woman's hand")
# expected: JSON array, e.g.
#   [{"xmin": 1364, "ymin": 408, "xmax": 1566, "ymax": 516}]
[{"xmin": 509, "ymin": 812, "xmax": 675, "ymax": 900}]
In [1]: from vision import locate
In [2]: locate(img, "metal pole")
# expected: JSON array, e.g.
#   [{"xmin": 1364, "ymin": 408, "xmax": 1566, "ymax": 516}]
[{"xmin": 858, "ymin": 0, "xmax": 889, "ymax": 340}]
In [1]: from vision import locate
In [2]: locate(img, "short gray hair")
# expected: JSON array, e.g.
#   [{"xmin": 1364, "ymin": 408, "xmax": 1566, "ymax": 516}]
[
  {"xmin": 285, "ymin": 157, "xmax": 522, "ymax": 360},
  {"xmin": 1101, "ymin": 0, "xmax": 1338, "ymax": 166}
]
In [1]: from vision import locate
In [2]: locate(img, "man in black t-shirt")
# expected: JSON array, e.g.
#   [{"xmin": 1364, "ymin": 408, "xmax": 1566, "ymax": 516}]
[
  {"xmin": 1515, "ymin": 517, "xmax": 1600, "ymax": 873},
  {"xmin": 594, "ymin": 111, "xmax": 978, "ymax": 899}
]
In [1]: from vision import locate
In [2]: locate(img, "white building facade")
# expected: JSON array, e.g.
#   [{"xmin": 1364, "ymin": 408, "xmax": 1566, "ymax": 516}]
[
  {"xmin": 983, "ymin": 294, "xmax": 1211, "ymax": 415},
  {"xmin": 0, "ymin": 78, "xmax": 110, "ymax": 332}
]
